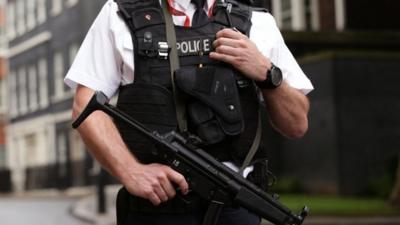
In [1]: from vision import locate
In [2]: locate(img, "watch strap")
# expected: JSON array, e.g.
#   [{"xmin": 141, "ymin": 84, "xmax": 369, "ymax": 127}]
[{"xmin": 255, "ymin": 63, "xmax": 281, "ymax": 89}]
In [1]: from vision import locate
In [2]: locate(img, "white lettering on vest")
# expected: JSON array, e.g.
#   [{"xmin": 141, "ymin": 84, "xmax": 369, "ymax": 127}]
[
  {"xmin": 176, "ymin": 38, "xmax": 212, "ymax": 55},
  {"xmin": 203, "ymin": 39, "xmax": 210, "ymax": 52},
  {"xmin": 180, "ymin": 42, "xmax": 189, "ymax": 53},
  {"xmin": 188, "ymin": 40, "xmax": 196, "ymax": 53}
]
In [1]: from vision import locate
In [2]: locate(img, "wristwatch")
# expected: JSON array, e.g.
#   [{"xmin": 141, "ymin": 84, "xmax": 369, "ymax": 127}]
[{"xmin": 255, "ymin": 63, "xmax": 283, "ymax": 89}]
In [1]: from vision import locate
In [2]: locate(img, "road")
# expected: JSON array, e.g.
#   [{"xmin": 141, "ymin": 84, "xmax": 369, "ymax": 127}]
[{"xmin": 0, "ymin": 196, "xmax": 91, "ymax": 225}]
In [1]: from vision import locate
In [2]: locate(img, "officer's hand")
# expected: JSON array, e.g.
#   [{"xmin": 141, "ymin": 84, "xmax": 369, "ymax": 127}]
[
  {"xmin": 124, "ymin": 163, "xmax": 189, "ymax": 206},
  {"xmin": 210, "ymin": 28, "xmax": 271, "ymax": 81}
]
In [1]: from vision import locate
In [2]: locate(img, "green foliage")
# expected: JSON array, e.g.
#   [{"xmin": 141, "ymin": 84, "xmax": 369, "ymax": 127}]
[
  {"xmin": 365, "ymin": 155, "xmax": 398, "ymax": 198},
  {"xmin": 366, "ymin": 174, "xmax": 394, "ymax": 198},
  {"xmin": 269, "ymin": 177, "xmax": 303, "ymax": 194}
]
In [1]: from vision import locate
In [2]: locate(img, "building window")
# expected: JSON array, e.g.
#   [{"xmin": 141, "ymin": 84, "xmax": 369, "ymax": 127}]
[
  {"xmin": 7, "ymin": 2, "xmax": 16, "ymax": 39},
  {"xmin": 0, "ymin": 78, "xmax": 5, "ymax": 113},
  {"xmin": 310, "ymin": 0, "xmax": 320, "ymax": 30},
  {"xmin": 27, "ymin": 0, "xmax": 37, "ymax": 30},
  {"xmin": 37, "ymin": 0, "xmax": 47, "ymax": 24},
  {"xmin": 51, "ymin": 0, "xmax": 63, "ymax": 16},
  {"xmin": 9, "ymin": 71, "xmax": 18, "ymax": 117},
  {"xmin": 69, "ymin": 43, "xmax": 79, "ymax": 67},
  {"xmin": 70, "ymin": 130, "xmax": 84, "ymax": 162},
  {"xmin": 70, "ymin": 129, "xmax": 85, "ymax": 186},
  {"xmin": 25, "ymin": 134, "xmax": 38, "ymax": 167},
  {"xmin": 38, "ymin": 58, "xmax": 49, "ymax": 108},
  {"xmin": 0, "ymin": 147, "xmax": 5, "ymax": 168},
  {"xmin": 281, "ymin": 0, "xmax": 292, "ymax": 29},
  {"xmin": 304, "ymin": 0, "xmax": 312, "ymax": 29},
  {"xmin": 57, "ymin": 131, "xmax": 68, "ymax": 176},
  {"xmin": 66, "ymin": 43, "xmax": 79, "ymax": 93},
  {"xmin": 272, "ymin": 0, "xmax": 315, "ymax": 31},
  {"xmin": 53, "ymin": 51, "xmax": 64, "ymax": 99},
  {"xmin": 28, "ymin": 65, "xmax": 38, "ymax": 111},
  {"xmin": 0, "ymin": 7, "xmax": 6, "ymax": 50},
  {"xmin": 0, "ymin": 79, "xmax": 2, "ymax": 110},
  {"xmin": 18, "ymin": 67, "xmax": 28, "ymax": 114},
  {"xmin": 335, "ymin": 0, "xmax": 346, "ymax": 30},
  {"xmin": 66, "ymin": 0, "xmax": 79, "ymax": 8},
  {"xmin": 16, "ymin": 0, "xmax": 26, "ymax": 35}
]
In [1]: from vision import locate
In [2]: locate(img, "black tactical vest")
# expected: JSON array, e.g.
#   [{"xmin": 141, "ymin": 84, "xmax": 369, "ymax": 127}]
[{"xmin": 114, "ymin": 0, "xmax": 268, "ymax": 166}]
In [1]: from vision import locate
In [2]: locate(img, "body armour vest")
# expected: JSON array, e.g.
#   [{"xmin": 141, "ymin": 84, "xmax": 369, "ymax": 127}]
[{"xmin": 114, "ymin": 0, "xmax": 268, "ymax": 166}]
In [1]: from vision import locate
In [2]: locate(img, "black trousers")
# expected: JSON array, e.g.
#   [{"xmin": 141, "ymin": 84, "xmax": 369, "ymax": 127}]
[{"xmin": 123, "ymin": 206, "xmax": 261, "ymax": 225}]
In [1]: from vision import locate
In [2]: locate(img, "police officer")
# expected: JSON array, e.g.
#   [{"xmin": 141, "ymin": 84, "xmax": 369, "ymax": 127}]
[{"xmin": 65, "ymin": 0, "xmax": 313, "ymax": 224}]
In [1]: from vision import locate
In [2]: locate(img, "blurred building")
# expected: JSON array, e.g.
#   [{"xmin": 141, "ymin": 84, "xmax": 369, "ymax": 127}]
[
  {"xmin": 0, "ymin": 0, "xmax": 10, "ymax": 192},
  {"xmin": 5, "ymin": 0, "xmax": 106, "ymax": 192}
]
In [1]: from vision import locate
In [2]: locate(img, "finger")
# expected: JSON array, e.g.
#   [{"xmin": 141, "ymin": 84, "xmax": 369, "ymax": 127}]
[
  {"xmin": 214, "ymin": 45, "xmax": 242, "ymax": 57},
  {"xmin": 216, "ymin": 28, "xmax": 245, "ymax": 40},
  {"xmin": 161, "ymin": 179, "xmax": 176, "ymax": 199},
  {"xmin": 154, "ymin": 185, "xmax": 169, "ymax": 202},
  {"xmin": 209, "ymin": 52, "xmax": 237, "ymax": 65},
  {"xmin": 148, "ymin": 192, "xmax": 162, "ymax": 206},
  {"xmin": 213, "ymin": 37, "xmax": 242, "ymax": 49},
  {"xmin": 166, "ymin": 168, "xmax": 189, "ymax": 194}
]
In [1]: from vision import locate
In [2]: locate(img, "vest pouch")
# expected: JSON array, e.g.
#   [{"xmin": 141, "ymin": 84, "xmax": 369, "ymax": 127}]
[
  {"xmin": 175, "ymin": 66, "xmax": 244, "ymax": 143},
  {"xmin": 188, "ymin": 101, "xmax": 225, "ymax": 145},
  {"xmin": 115, "ymin": 82, "xmax": 177, "ymax": 163}
]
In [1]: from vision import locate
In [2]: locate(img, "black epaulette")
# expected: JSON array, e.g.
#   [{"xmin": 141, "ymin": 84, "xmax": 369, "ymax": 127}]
[{"xmin": 114, "ymin": 0, "xmax": 164, "ymax": 32}]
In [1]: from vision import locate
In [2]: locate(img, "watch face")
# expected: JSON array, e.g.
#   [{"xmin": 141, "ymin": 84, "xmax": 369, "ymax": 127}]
[{"xmin": 270, "ymin": 66, "xmax": 283, "ymax": 87}]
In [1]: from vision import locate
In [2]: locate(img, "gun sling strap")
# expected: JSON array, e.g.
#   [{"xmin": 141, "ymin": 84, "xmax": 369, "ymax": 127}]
[
  {"xmin": 161, "ymin": 0, "xmax": 188, "ymax": 133},
  {"xmin": 160, "ymin": 1, "xmax": 262, "ymax": 225}
]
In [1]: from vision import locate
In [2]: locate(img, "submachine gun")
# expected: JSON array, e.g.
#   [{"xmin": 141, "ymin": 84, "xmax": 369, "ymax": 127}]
[{"xmin": 72, "ymin": 91, "xmax": 309, "ymax": 225}]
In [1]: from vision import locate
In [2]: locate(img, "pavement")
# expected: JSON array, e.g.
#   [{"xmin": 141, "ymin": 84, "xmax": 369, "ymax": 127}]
[
  {"xmin": 5, "ymin": 185, "xmax": 400, "ymax": 225},
  {"xmin": 70, "ymin": 185, "xmax": 119, "ymax": 225}
]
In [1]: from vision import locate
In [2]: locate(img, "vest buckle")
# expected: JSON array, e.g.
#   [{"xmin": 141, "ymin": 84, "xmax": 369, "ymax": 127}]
[{"xmin": 158, "ymin": 42, "xmax": 169, "ymax": 59}]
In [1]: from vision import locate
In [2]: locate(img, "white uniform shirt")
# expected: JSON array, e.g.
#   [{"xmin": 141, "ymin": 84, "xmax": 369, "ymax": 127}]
[{"xmin": 65, "ymin": 0, "xmax": 314, "ymax": 98}]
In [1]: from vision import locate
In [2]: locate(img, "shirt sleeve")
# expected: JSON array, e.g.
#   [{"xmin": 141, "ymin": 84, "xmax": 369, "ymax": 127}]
[
  {"xmin": 64, "ymin": 0, "xmax": 123, "ymax": 98},
  {"xmin": 250, "ymin": 12, "xmax": 314, "ymax": 95}
]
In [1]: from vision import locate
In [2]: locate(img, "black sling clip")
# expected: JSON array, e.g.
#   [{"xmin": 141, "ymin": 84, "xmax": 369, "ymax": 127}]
[{"xmin": 224, "ymin": 2, "xmax": 236, "ymax": 30}]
